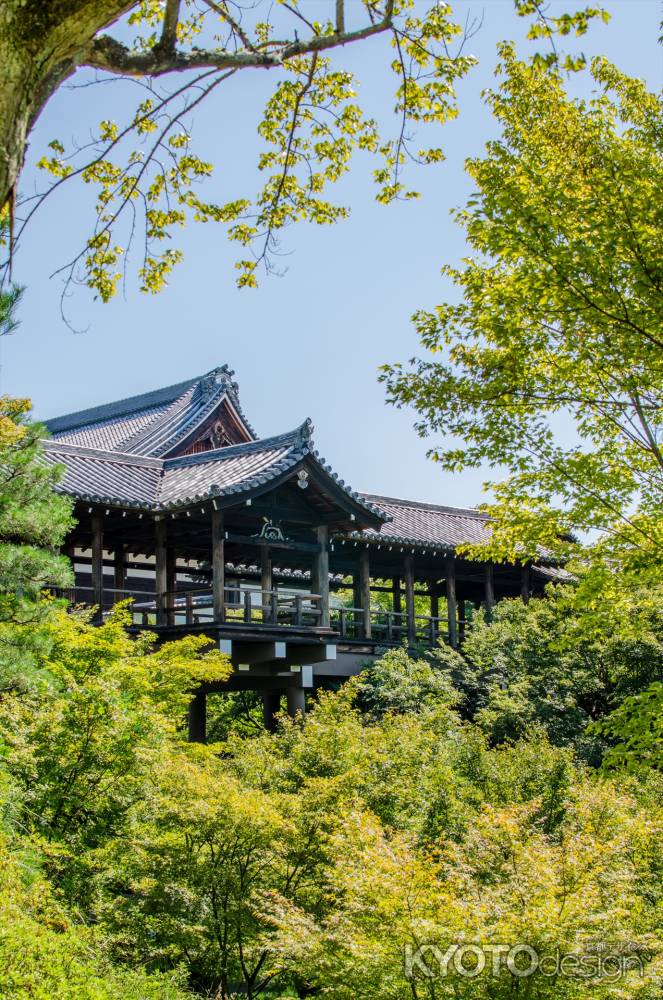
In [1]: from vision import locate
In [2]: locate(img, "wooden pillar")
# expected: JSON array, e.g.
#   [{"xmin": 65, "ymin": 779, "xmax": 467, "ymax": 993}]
[
  {"xmin": 154, "ymin": 518, "xmax": 167, "ymax": 626},
  {"xmin": 484, "ymin": 563, "xmax": 495, "ymax": 621},
  {"xmin": 359, "ymin": 547, "xmax": 371, "ymax": 639},
  {"xmin": 315, "ymin": 526, "xmax": 330, "ymax": 628},
  {"xmin": 403, "ymin": 554, "xmax": 416, "ymax": 644},
  {"xmin": 520, "ymin": 564, "xmax": 530, "ymax": 604},
  {"xmin": 286, "ymin": 685, "xmax": 306, "ymax": 719},
  {"xmin": 261, "ymin": 545, "xmax": 272, "ymax": 622},
  {"xmin": 263, "ymin": 690, "xmax": 281, "ymax": 732},
  {"xmin": 430, "ymin": 582, "xmax": 439, "ymax": 642},
  {"xmin": 91, "ymin": 512, "xmax": 104, "ymax": 624},
  {"xmin": 166, "ymin": 546, "xmax": 177, "ymax": 625},
  {"xmin": 458, "ymin": 599, "xmax": 466, "ymax": 644},
  {"xmin": 392, "ymin": 576, "xmax": 402, "ymax": 614},
  {"xmin": 212, "ymin": 508, "xmax": 225, "ymax": 623},
  {"xmin": 430, "ymin": 583, "xmax": 439, "ymax": 621},
  {"xmin": 113, "ymin": 544, "xmax": 126, "ymax": 602},
  {"xmin": 445, "ymin": 555, "xmax": 458, "ymax": 648},
  {"xmin": 188, "ymin": 692, "xmax": 206, "ymax": 743}
]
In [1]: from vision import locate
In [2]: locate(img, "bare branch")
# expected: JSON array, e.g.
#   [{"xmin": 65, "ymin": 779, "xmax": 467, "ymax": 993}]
[
  {"xmin": 85, "ymin": 14, "xmax": 396, "ymax": 77},
  {"xmin": 201, "ymin": 0, "xmax": 258, "ymax": 53}
]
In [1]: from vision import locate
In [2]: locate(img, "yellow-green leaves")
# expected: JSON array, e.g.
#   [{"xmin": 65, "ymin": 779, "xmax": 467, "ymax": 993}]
[
  {"xmin": 32, "ymin": 0, "xmax": 475, "ymax": 301},
  {"xmin": 383, "ymin": 50, "xmax": 663, "ymax": 574}
]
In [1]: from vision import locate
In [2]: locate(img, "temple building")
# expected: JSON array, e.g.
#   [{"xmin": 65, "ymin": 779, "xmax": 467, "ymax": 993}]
[{"xmin": 43, "ymin": 365, "xmax": 561, "ymax": 737}]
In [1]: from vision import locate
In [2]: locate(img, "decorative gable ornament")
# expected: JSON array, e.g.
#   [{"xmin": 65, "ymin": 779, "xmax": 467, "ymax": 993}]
[
  {"xmin": 254, "ymin": 517, "xmax": 287, "ymax": 542},
  {"xmin": 297, "ymin": 470, "xmax": 309, "ymax": 490}
]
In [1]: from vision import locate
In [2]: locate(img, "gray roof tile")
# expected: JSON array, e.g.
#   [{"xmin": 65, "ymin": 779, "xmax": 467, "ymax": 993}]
[
  {"xmin": 45, "ymin": 366, "xmax": 257, "ymax": 456},
  {"xmin": 350, "ymin": 493, "xmax": 491, "ymax": 549},
  {"xmin": 42, "ymin": 423, "xmax": 385, "ymax": 525}
]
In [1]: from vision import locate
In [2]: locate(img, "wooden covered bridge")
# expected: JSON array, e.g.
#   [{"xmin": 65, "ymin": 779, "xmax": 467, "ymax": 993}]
[{"xmin": 43, "ymin": 366, "xmax": 560, "ymax": 737}]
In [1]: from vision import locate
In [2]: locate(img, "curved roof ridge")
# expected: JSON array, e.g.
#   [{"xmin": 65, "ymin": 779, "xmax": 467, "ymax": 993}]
[
  {"xmin": 42, "ymin": 438, "xmax": 165, "ymax": 468},
  {"xmin": 44, "ymin": 365, "xmax": 260, "ymax": 456},
  {"xmin": 44, "ymin": 372, "xmax": 210, "ymax": 433}
]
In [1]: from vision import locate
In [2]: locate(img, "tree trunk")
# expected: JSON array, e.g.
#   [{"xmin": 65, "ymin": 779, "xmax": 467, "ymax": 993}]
[{"xmin": 0, "ymin": 1, "xmax": 133, "ymax": 209}]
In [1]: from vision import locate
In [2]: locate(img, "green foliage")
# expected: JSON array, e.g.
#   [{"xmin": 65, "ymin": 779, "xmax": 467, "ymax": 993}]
[
  {"xmin": 0, "ymin": 216, "xmax": 22, "ymax": 336},
  {"xmin": 0, "ymin": 398, "xmax": 74, "ymax": 691},
  {"xmin": 349, "ymin": 645, "xmax": 460, "ymax": 720},
  {"xmin": 595, "ymin": 681, "xmax": 663, "ymax": 773},
  {"xmin": 32, "ymin": 0, "xmax": 477, "ymax": 300},
  {"xmin": 247, "ymin": 709, "xmax": 662, "ymax": 999},
  {"xmin": 0, "ymin": 832, "xmax": 189, "ymax": 999},
  {"xmin": 460, "ymin": 588, "xmax": 663, "ymax": 764},
  {"xmin": 1, "ymin": 598, "xmax": 661, "ymax": 998},
  {"xmin": 382, "ymin": 50, "xmax": 663, "ymax": 574},
  {"xmin": 1, "ymin": 608, "xmax": 231, "ymax": 858}
]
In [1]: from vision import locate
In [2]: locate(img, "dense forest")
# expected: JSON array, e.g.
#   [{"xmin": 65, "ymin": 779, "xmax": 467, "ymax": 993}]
[{"xmin": 0, "ymin": 1, "xmax": 661, "ymax": 997}]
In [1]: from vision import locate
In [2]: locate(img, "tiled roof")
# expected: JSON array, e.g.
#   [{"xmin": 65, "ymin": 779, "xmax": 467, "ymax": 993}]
[
  {"xmin": 44, "ymin": 366, "xmax": 257, "ymax": 456},
  {"xmin": 44, "ymin": 445, "xmax": 162, "ymax": 506},
  {"xmin": 342, "ymin": 493, "xmax": 491, "ymax": 551},
  {"xmin": 42, "ymin": 423, "xmax": 386, "ymax": 524}
]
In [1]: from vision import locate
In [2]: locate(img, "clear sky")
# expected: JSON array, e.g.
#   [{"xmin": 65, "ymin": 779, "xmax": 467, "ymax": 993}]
[{"xmin": 4, "ymin": 1, "xmax": 661, "ymax": 507}]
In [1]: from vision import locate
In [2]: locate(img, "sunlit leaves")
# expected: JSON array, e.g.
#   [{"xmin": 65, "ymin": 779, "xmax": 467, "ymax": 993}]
[
  {"xmin": 382, "ymin": 49, "xmax": 663, "ymax": 571},
  {"xmin": 30, "ymin": 0, "xmax": 477, "ymax": 301}
]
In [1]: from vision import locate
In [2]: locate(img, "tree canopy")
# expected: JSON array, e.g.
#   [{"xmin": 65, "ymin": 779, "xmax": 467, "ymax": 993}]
[
  {"xmin": 1, "ymin": 1, "xmax": 608, "ymax": 304},
  {"xmin": 382, "ymin": 48, "xmax": 663, "ymax": 574}
]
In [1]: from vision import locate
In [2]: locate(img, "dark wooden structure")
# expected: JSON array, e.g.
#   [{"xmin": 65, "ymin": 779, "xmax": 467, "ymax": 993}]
[{"xmin": 44, "ymin": 366, "xmax": 562, "ymax": 738}]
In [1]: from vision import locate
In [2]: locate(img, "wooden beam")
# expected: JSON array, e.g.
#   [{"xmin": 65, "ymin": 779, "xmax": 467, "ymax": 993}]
[
  {"xmin": 315, "ymin": 526, "xmax": 330, "ymax": 628},
  {"xmin": 224, "ymin": 532, "xmax": 321, "ymax": 553},
  {"xmin": 212, "ymin": 508, "xmax": 225, "ymax": 623},
  {"xmin": 359, "ymin": 547, "xmax": 371, "ymax": 639},
  {"xmin": 155, "ymin": 518, "xmax": 167, "ymax": 626},
  {"xmin": 484, "ymin": 563, "xmax": 495, "ymax": 621},
  {"xmin": 91, "ymin": 512, "xmax": 104, "ymax": 624},
  {"xmin": 403, "ymin": 554, "xmax": 415, "ymax": 644},
  {"xmin": 445, "ymin": 555, "xmax": 458, "ymax": 648}
]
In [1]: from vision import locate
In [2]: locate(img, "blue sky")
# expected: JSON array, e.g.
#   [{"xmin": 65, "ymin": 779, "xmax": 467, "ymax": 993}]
[{"xmin": 5, "ymin": 0, "xmax": 661, "ymax": 507}]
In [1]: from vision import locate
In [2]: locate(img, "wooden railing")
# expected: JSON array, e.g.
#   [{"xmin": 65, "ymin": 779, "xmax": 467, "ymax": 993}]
[
  {"xmin": 330, "ymin": 605, "xmax": 455, "ymax": 646},
  {"xmin": 57, "ymin": 587, "xmax": 462, "ymax": 646},
  {"xmin": 59, "ymin": 584, "xmax": 323, "ymax": 629}
]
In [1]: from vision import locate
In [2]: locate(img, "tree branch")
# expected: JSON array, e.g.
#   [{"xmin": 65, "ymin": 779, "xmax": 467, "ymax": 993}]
[
  {"xmin": 336, "ymin": 0, "xmax": 345, "ymax": 34},
  {"xmin": 201, "ymin": 0, "xmax": 258, "ymax": 53},
  {"xmin": 85, "ymin": 15, "xmax": 395, "ymax": 77},
  {"xmin": 157, "ymin": 0, "xmax": 181, "ymax": 53}
]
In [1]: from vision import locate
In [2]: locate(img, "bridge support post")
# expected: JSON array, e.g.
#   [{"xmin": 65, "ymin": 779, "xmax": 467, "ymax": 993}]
[
  {"xmin": 263, "ymin": 690, "xmax": 282, "ymax": 732},
  {"xmin": 521, "ymin": 564, "xmax": 530, "ymax": 604},
  {"xmin": 286, "ymin": 685, "xmax": 306, "ymax": 720},
  {"xmin": 188, "ymin": 691, "xmax": 206, "ymax": 743},
  {"xmin": 484, "ymin": 563, "xmax": 495, "ymax": 621}
]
